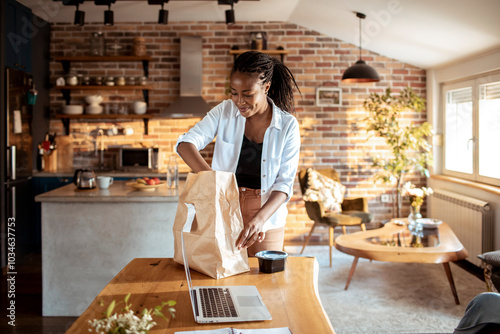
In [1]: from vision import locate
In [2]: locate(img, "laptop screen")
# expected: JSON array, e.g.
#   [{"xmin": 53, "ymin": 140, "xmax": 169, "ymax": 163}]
[{"xmin": 181, "ymin": 203, "xmax": 198, "ymax": 318}]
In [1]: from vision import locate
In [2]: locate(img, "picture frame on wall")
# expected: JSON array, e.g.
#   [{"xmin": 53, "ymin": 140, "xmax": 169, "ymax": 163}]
[{"xmin": 316, "ymin": 87, "xmax": 342, "ymax": 106}]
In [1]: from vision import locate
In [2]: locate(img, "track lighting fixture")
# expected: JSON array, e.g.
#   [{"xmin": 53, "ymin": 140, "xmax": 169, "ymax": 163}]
[
  {"xmin": 218, "ymin": 0, "xmax": 238, "ymax": 25},
  {"xmin": 148, "ymin": 0, "xmax": 169, "ymax": 25},
  {"xmin": 104, "ymin": 4, "xmax": 113, "ymax": 25},
  {"xmin": 158, "ymin": 4, "xmax": 168, "ymax": 24},
  {"xmin": 59, "ymin": 0, "xmax": 85, "ymax": 26},
  {"xmin": 225, "ymin": 4, "xmax": 235, "ymax": 25},
  {"xmin": 341, "ymin": 12, "xmax": 380, "ymax": 83},
  {"xmin": 93, "ymin": 0, "xmax": 116, "ymax": 26},
  {"xmin": 74, "ymin": 3, "xmax": 85, "ymax": 26}
]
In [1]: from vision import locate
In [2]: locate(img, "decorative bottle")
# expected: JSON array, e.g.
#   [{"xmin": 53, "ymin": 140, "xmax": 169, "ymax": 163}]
[
  {"xmin": 89, "ymin": 32, "xmax": 105, "ymax": 56},
  {"xmin": 167, "ymin": 154, "xmax": 179, "ymax": 189}
]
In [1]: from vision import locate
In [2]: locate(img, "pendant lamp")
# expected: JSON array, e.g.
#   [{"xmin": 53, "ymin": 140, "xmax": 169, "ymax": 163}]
[{"xmin": 342, "ymin": 12, "xmax": 380, "ymax": 83}]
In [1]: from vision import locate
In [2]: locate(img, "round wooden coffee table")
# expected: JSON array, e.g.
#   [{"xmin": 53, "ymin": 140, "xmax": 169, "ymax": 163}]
[{"xmin": 335, "ymin": 220, "xmax": 469, "ymax": 304}]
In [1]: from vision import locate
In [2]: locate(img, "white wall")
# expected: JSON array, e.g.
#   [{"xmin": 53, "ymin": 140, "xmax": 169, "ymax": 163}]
[{"xmin": 426, "ymin": 48, "xmax": 500, "ymax": 252}]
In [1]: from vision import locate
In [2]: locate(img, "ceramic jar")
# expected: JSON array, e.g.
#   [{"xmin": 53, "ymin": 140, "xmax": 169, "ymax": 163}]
[
  {"xmin": 66, "ymin": 74, "xmax": 78, "ymax": 86},
  {"xmin": 116, "ymin": 77, "xmax": 126, "ymax": 86},
  {"xmin": 133, "ymin": 37, "xmax": 146, "ymax": 56},
  {"xmin": 105, "ymin": 77, "xmax": 115, "ymax": 86}
]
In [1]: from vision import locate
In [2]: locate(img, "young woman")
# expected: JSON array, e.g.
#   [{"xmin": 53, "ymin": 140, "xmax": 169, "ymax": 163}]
[{"xmin": 176, "ymin": 51, "xmax": 301, "ymax": 256}]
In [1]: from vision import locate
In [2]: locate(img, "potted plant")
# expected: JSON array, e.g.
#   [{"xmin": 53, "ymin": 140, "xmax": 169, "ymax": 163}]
[{"xmin": 363, "ymin": 87, "xmax": 433, "ymax": 218}]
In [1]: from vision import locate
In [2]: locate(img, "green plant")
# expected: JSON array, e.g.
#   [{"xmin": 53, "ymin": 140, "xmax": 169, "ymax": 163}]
[
  {"xmin": 363, "ymin": 87, "xmax": 433, "ymax": 217},
  {"xmin": 88, "ymin": 293, "xmax": 176, "ymax": 334}
]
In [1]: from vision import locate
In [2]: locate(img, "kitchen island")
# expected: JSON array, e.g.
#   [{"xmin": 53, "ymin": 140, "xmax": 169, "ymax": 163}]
[{"xmin": 35, "ymin": 181, "xmax": 181, "ymax": 316}]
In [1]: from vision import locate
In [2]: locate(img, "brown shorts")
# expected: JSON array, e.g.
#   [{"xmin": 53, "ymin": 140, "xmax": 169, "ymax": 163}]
[{"xmin": 238, "ymin": 187, "xmax": 285, "ymax": 257}]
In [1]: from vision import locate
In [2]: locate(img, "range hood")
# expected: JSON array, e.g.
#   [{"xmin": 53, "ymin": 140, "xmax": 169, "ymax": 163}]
[{"xmin": 162, "ymin": 35, "xmax": 211, "ymax": 118}]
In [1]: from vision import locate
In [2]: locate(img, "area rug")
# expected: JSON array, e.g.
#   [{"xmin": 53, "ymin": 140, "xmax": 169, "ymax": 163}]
[{"xmin": 284, "ymin": 245, "xmax": 486, "ymax": 334}]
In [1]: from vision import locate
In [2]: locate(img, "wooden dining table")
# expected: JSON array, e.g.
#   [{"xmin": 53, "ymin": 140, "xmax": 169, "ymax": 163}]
[{"xmin": 67, "ymin": 257, "xmax": 335, "ymax": 333}]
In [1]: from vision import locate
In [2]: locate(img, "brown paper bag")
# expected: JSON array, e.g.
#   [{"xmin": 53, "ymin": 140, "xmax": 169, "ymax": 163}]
[{"xmin": 173, "ymin": 170, "xmax": 250, "ymax": 279}]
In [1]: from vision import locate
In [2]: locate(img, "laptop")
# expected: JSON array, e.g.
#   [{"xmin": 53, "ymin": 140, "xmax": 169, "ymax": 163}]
[{"xmin": 181, "ymin": 204, "xmax": 272, "ymax": 324}]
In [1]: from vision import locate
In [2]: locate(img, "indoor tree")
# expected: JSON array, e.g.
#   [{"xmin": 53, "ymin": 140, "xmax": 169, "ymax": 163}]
[{"xmin": 363, "ymin": 87, "xmax": 433, "ymax": 218}]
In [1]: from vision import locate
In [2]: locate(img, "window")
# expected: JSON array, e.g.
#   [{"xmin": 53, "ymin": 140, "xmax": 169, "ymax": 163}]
[{"xmin": 443, "ymin": 73, "xmax": 500, "ymax": 186}]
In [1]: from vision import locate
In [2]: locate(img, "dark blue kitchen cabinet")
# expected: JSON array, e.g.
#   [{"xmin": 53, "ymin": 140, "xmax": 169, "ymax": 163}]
[
  {"xmin": 5, "ymin": 0, "xmax": 33, "ymax": 73},
  {"xmin": 33, "ymin": 176, "xmax": 73, "ymax": 195}
]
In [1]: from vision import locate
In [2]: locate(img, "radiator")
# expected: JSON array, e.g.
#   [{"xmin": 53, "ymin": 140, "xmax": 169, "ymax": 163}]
[{"xmin": 429, "ymin": 189, "xmax": 493, "ymax": 267}]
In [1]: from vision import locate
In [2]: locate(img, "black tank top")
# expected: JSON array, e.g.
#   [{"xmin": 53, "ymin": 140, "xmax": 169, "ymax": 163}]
[{"xmin": 235, "ymin": 135, "xmax": 262, "ymax": 189}]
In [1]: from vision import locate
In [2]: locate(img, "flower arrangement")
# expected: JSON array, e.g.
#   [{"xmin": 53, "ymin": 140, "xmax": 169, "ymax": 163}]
[
  {"xmin": 88, "ymin": 293, "xmax": 176, "ymax": 334},
  {"xmin": 402, "ymin": 182, "xmax": 433, "ymax": 207}
]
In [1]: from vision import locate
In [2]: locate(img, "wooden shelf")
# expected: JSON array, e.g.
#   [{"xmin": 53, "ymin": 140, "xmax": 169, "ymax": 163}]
[
  {"xmin": 229, "ymin": 49, "xmax": 290, "ymax": 62},
  {"xmin": 53, "ymin": 55, "xmax": 155, "ymax": 105},
  {"xmin": 57, "ymin": 85, "xmax": 153, "ymax": 105},
  {"xmin": 53, "ymin": 55, "xmax": 153, "ymax": 62},
  {"xmin": 53, "ymin": 55, "xmax": 153, "ymax": 77},
  {"xmin": 54, "ymin": 114, "xmax": 154, "ymax": 135},
  {"xmin": 54, "ymin": 114, "xmax": 154, "ymax": 120},
  {"xmin": 56, "ymin": 85, "xmax": 154, "ymax": 90}
]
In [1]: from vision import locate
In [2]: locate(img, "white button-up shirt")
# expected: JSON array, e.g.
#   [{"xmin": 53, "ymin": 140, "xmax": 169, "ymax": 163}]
[{"xmin": 176, "ymin": 99, "xmax": 301, "ymax": 231}]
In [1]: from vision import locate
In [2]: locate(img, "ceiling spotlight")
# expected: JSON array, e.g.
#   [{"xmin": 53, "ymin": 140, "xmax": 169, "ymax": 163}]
[
  {"xmin": 225, "ymin": 4, "xmax": 235, "ymax": 25},
  {"xmin": 104, "ymin": 4, "xmax": 113, "ymax": 26},
  {"xmin": 148, "ymin": 0, "xmax": 169, "ymax": 25},
  {"xmin": 93, "ymin": 0, "xmax": 116, "ymax": 26},
  {"xmin": 59, "ymin": 0, "xmax": 84, "ymax": 25},
  {"xmin": 341, "ymin": 12, "xmax": 380, "ymax": 83},
  {"xmin": 158, "ymin": 5, "xmax": 168, "ymax": 24},
  {"xmin": 218, "ymin": 0, "xmax": 238, "ymax": 25},
  {"xmin": 74, "ymin": 3, "xmax": 85, "ymax": 26}
]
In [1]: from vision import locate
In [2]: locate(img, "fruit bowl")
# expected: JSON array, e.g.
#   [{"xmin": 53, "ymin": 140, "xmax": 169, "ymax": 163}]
[{"xmin": 126, "ymin": 181, "xmax": 165, "ymax": 191}]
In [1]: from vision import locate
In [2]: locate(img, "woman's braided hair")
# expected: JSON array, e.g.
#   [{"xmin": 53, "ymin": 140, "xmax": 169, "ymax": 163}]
[{"xmin": 231, "ymin": 51, "xmax": 300, "ymax": 113}]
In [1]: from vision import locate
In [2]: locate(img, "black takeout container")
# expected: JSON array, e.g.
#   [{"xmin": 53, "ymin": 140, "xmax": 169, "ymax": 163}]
[{"xmin": 255, "ymin": 250, "xmax": 288, "ymax": 273}]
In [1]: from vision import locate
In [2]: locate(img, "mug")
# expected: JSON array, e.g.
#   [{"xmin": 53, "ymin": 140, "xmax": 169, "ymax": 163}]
[{"xmin": 97, "ymin": 176, "xmax": 114, "ymax": 189}]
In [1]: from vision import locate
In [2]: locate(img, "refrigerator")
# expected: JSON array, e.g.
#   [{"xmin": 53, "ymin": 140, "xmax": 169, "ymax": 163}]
[{"xmin": 1, "ymin": 68, "xmax": 35, "ymax": 268}]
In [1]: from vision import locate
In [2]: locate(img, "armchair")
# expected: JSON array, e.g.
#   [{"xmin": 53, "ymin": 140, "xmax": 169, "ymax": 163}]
[{"xmin": 298, "ymin": 168, "xmax": 373, "ymax": 267}]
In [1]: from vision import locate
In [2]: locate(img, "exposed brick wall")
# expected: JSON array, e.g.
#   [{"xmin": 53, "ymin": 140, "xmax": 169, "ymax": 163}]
[{"xmin": 48, "ymin": 21, "xmax": 427, "ymax": 243}]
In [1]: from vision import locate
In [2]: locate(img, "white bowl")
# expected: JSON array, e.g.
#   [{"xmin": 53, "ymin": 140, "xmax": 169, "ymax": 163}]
[
  {"xmin": 85, "ymin": 105, "xmax": 103, "ymax": 115},
  {"xmin": 62, "ymin": 105, "xmax": 84, "ymax": 115},
  {"xmin": 85, "ymin": 95, "xmax": 103, "ymax": 105},
  {"xmin": 133, "ymin": 101, "xmax": 147, "ymax": 115}
]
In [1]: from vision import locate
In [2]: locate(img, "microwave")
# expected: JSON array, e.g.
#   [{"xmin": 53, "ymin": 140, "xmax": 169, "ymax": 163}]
[{"xmin": 118, "ymin": 147, "xmax": 159, "ymax": 171}]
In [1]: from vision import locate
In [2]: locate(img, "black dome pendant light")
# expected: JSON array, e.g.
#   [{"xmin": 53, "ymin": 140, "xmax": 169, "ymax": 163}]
[{"xmin": 342, "ymin": 12, "xmax": 380, "ymax": 83}]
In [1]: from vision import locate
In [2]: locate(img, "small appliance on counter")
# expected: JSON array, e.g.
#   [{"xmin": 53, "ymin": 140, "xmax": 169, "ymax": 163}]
[
  {"xmin": 73, "ymin": 169, "xmax": 96, "ymax": 190},
  {"xmin": 118, "ymin": 147, "xmax": 159, "ymax": 171}
]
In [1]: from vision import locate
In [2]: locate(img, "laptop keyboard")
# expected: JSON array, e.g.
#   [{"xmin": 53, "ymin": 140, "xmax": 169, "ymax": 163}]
[{"xmin": 199, "ymin": 288, "xmax": 238, "ymax": 318}]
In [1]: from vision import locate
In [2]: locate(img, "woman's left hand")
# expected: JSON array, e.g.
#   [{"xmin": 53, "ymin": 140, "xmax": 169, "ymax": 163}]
[{"xmin": 236, "ymin": 217, "xmax": 266, "ymax": 250}]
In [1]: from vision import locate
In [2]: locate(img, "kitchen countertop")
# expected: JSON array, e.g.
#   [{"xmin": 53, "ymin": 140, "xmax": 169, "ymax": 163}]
[
  {"xmin": 35, "ymin": 180, "xmax": 182, "ymax": 202},
  {"xmin": 33, "ymin": 170, "xmax": 178, "ymax": 178}
]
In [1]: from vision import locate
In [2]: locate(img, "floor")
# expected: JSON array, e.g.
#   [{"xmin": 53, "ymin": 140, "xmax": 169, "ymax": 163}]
[{"xmin": 0, "ymin": 253, "xmax": 77, "ymax": 334}]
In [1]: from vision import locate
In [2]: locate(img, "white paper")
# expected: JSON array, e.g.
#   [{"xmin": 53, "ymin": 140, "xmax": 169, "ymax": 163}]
[{"xmin": 13, "ymin": 110, "xmax": 22, "ymax": 134}]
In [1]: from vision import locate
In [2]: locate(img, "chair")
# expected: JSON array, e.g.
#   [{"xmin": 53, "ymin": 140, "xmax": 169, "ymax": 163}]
[{"xmin": 298, "ymin": 168, "xmax": 373, "ymax": 267}]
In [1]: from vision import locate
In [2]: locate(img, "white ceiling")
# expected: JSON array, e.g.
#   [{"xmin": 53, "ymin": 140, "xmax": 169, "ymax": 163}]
[{"xmin": 19, "ymin": 0, "xmax": 500, "ymax": 69}]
